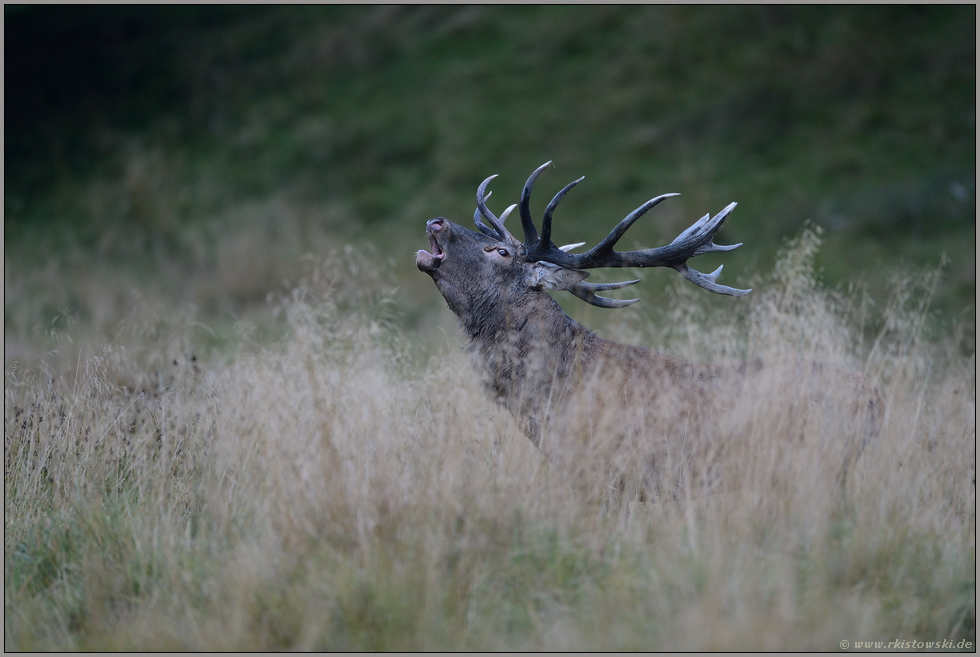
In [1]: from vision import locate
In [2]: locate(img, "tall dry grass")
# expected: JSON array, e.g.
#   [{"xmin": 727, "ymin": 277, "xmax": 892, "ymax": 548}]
[{"xmin": 4, "ymin": 234, "xmax": 975, "ymax": 650}]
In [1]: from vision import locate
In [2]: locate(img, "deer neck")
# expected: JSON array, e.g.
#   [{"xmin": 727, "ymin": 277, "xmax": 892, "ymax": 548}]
[{"xmin": 458, "ymin": 290, "xmax": 600, "ymax": 441}]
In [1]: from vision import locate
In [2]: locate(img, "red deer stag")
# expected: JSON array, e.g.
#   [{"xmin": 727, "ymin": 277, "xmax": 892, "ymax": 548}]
[{"xmin": 417, "ymin": 162, "xmax": 882, "ymax": 498}]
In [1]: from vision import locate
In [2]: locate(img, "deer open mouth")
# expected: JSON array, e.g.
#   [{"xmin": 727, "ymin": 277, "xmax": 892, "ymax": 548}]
[{"xmin": 416, "ymin": 230, "xmax": 444, "ymax": 272}]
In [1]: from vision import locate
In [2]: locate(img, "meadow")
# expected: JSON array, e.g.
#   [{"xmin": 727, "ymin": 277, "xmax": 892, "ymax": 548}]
[
  {"xmin": 5, "ymin": 231, "xmax": 975, "ymax": 650},
  {"xmin": 4, "ymin": 5, "xmax": 975, "ymax": 651}
]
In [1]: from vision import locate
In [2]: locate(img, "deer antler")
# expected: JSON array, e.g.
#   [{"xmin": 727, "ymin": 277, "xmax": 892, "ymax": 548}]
[
  {"xmin": 519, "ymin": 161, "xmax": 751, "ymax": 298},
  {"xmin": 474, "ymin": 176, "xmax": 520, "ymax": 244}
]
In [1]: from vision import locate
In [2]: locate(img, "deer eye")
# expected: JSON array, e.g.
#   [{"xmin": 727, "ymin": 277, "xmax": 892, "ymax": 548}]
[{"xmin": 497, "ymin": 248, "xmax": 510, "ymax": 258}]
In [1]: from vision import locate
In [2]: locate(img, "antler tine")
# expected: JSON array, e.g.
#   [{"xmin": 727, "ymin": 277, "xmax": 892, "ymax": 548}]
[
  {"xmin": 567, "ymin": 279, "xmax": 641, "ymax": 308},
  {"xmin": 520, "ymin": 162, "xmax": 552, "ymax": 244},
  {"xmin": 475, "ymin": 175, "xmax": 516, "ymax": 243},
  {"xmin": 668, "ymin": 202, "xmax": 741, "ymax": 257},
  {"xmin": 588, "ymin": 193, "xmax": 680, "ymax": 257},
  {"xmin": 540, "ymin": 176, "xmax": 585, "ymax": 248},
  {"xmin": 473, "ymin": 182, "xmax": 497, "ymax": 237},
  {"xmin": 499, "ymin": 203, "xmax": 517, "ymax": 226},
  {"xmin": 677, "ymin": 264, "xmax": 752, "ymax": 297},
  {"xmin": 473, "ymin": 207, "xmax": 498, "ymax": 238}
]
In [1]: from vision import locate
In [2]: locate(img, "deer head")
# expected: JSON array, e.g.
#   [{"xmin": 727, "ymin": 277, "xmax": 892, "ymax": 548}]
[{"xmin": 417, "ymin": 161, "xmax": 750, "ymax": 315}]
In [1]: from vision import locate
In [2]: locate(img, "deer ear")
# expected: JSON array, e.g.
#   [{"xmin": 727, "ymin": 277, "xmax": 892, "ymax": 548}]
[{"xmin": 526, "ymin": 262, "xmax": 590, "ymax": 291}]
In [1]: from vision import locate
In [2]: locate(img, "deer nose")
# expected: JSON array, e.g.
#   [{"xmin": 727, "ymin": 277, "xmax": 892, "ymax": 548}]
[{"xmin": 427, "ymin": 218, "xmax": 445, "ymax": 232}]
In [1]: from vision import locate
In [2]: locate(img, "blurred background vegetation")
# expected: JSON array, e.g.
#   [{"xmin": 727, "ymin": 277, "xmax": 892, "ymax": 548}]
[{"xmin": 4, "ymin": 5, "xmax": 975, "ymax": 359}]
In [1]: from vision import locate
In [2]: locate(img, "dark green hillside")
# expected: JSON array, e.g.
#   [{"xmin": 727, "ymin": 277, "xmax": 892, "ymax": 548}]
[{"xmin": 5, "ymin": 6, "xmax": 975, "ymax": 350}]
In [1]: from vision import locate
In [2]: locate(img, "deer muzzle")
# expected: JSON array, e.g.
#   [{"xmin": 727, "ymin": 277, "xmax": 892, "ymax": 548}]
[{"xmin": 416, "ymin": 218, "xmax": 446, "ymax": 272}]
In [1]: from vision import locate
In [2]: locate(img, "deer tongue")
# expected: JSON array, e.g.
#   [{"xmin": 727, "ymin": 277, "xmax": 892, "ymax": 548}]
[{"xmin": 416, "ymin": 234, "xmax": 444, "ymax": 272}]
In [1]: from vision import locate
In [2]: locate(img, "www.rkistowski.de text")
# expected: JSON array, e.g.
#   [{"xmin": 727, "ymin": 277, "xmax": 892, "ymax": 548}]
[{"xmin": 840, "ymin": 639, "xmax": 972, "ymax": 650}]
